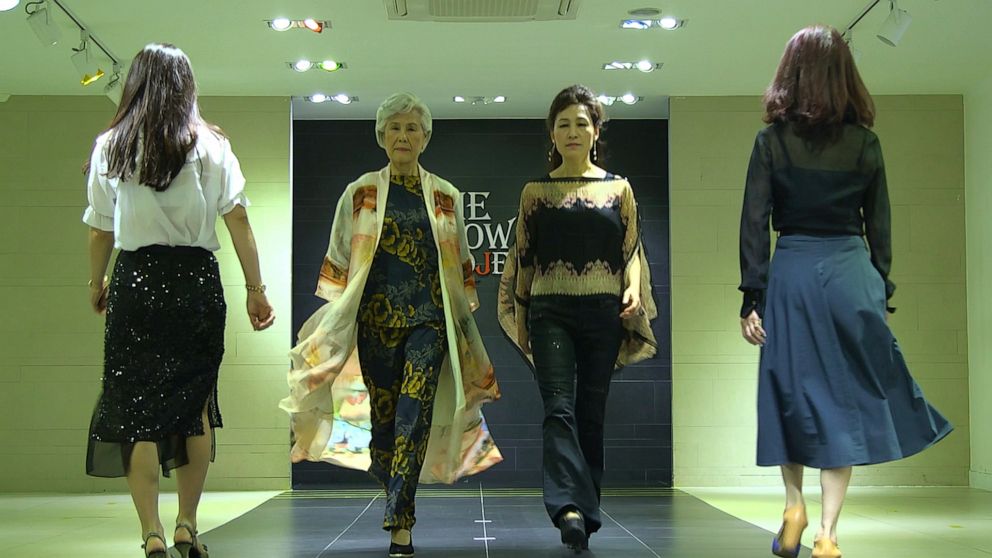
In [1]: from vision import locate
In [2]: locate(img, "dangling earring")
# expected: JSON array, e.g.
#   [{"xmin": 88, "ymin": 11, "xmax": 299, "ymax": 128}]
[
  {"xmin": 592, "ymin": 143, "xmax": 598, "ymax": 161},
  {"xmin": 547, "ymin": 144, "xmax": 555, "ymax": 162}
]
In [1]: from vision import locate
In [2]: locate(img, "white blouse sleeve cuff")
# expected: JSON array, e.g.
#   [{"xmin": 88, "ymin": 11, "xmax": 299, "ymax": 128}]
[
  {"xmin": 218, "ymin": 193, "xmax": 251, "ymax": 215},
  {"xmin": 82, "ymin": 206, "xmax": 114, "ymax": 231}
]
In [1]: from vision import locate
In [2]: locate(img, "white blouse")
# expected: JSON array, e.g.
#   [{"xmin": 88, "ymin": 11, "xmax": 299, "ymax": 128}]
[{"xmin": 82, "ymin": 124, "xmax": 249, "ymax": 251}]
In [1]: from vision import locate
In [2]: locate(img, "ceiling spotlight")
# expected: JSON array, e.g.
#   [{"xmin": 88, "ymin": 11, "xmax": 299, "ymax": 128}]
[
  {"xmin": 0, "ymin": 0, "xmax": 20, "ymax": 12},
  {"xmin": 287, "ymin": 60, "xmax": 346, "ymax": 72},
  {"xmin": 636, "ymin": 59, "xmax": 655, "ymax": 72},
  {"xmin": 71, "ymin": 34, "xmax": 105, "ymax": 86},
  {"xmin": 303, "ymin": 18, "xmax": 324, "ymax": 32},
  {"xmin": 308, "ymin": 93, "xmax": 329, "ymax": 103},
  {"xmin": 620, "ymin": 93, "xmax": 639, "ymax": 105},
  {"xmin": 26, "ymin": 0, "xmax": 61, "ymax": 46},
  {"xmin": 269, "ymin": 17, "xmax": 292, "ymax": 31},
  {"xmin": 104, "ymin": 65, "xmax": 123, "ymax": 105},
  {"xmin": 597, "ymin": 95, "xmax": 615, "ymax": 106},
  {"xmin": 267, "ymin": 18, "xmax": 330, "ymax": 32},
  {"xmin": 455, "ymin": 96, "xmax": 505, "ymax": 105},
  {"xmin": 603, "ymin": 60, "xmax": 661, "ymax": 72},
  {"xmin": 620, "ymin": 17, "xmax": 684, "ymax": 30},
  {"xmin": 876, "ymin": 0, "xmax": 911, "ymax": 47},
  {"xmin": 332, "ymin": 93, "xmax": 353, "ymax": 104}
]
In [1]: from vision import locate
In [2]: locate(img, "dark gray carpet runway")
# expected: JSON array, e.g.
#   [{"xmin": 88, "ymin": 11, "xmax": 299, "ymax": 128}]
[{"xmin": 197, "ymin": 486, "xmax": 806, "ymax": 557}]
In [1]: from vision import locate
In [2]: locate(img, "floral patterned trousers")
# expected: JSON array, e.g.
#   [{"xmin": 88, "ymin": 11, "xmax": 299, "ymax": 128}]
[{"xmin": 356, "ymin": 322, "xmax": 447, "ymax": 530}]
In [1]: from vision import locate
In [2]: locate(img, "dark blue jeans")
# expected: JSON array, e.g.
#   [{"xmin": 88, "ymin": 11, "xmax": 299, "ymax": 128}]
[{"xmin": 528, "ymin": 295, "xmax": 624, "ymax": 535}]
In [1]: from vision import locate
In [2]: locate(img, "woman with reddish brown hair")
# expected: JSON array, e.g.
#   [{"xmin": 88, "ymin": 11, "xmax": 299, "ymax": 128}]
[{"xmin": 739, "ymin": 25, "xmax": 951, "ymax": 558}]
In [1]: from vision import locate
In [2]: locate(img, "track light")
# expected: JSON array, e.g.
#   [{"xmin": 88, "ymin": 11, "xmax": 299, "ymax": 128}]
[
  {"xmin": 26, "ymin": 0, "xmax": 61, "ymax": 46},
  {"xmin": 104, "ymin": 65, "xmax": 122, "ymax": 104},
  {"xmin": 71, "ymin": 32, "xmax": 105, "ymax": 86},
  {"xmin": 876, "ymin": 0, "xmax": 911, "ymax": 46}
]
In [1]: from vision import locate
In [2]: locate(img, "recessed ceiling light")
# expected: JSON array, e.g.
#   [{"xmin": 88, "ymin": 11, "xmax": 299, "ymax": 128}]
[
  {"xmin": 287, "ymin": 60, "xmax": 346, "ymax": 72},
  {"xmin": 453, "ymin": 96, "xmax": 506, "ymax": 105},
  {"xmin": 303, "ymin": 18, "xmax": 323, "ymax": 32},
  {"xmin": 267, "ymin": 18, "xmax": 331, "ymax": 32},
  {"xmin": 620, "ymin": 17, "xmax": 684, "ymax": 30},
  {"xmin": 0, "ymin": 0, "xmax": 20, "ymax": 12},
  {"xmin": 597, "ymin": 93, "xmax": 643, "ymax": 106},
  {"xmin": 270, "ymin": 17, "xmax": 292, "ymax": 31},
  {"xmin": 332, "ymin": 93, "xmax": 353, "ymax": 104},
  {"xmin": 659, "ymin": 16, "xmax": 681, "ymax": 30},
  {"xmin": 309, "ymin": 93, "xmax": 329, "ymax": 103},
  {"xmin": 603, "ymin": 60, "xmax": 662, "ymax": 72}
]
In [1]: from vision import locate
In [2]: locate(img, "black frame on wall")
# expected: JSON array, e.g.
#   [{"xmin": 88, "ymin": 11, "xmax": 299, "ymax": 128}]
[{"xmin": 291, "ymin": 118, "xmax": 671, "ymax": 488}]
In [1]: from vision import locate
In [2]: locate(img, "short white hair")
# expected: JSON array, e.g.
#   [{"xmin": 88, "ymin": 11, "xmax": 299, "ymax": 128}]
[{"xmin": 375, "ymin": 92, "xmax": 433, "ymax": 149}]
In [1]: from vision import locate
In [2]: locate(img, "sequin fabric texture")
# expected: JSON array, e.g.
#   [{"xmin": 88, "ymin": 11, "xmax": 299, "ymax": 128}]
[{"xmin": 86, "ymin": 245, "xmax": 226, "ymax": 478}]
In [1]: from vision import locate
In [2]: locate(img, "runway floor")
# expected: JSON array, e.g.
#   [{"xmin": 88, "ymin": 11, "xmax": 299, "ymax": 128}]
[{"xmin": 4, "ymin": 486, "xmax": 990, "ymax": 557}]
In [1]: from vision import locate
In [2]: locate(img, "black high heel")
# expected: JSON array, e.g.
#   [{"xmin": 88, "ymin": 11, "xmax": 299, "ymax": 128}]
[
  {"xmin": 558, "ymin": 511, "xmax": 587, "ymax": 552},
  {"xmin": 389, "ymin": 529, "xmax": 415, "ymax": 557},
  {"xmin": 171, "ymin": 522, "xmax": 208, "ymax": 558},
  {"xmin": 142, "ymin": 532, "xmax": 167, "ymax": 558}
]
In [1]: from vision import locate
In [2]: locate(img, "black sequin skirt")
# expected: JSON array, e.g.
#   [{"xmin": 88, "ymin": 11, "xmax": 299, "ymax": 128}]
[{"xmin": 86, "ymin": 245, "xmax": 226, "ymax": 478}]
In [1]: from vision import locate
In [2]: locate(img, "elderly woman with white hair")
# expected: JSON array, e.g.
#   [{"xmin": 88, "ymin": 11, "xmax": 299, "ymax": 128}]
[{"xmin": 281, "ymin": 92, "xmax": 501, "ymax": 557}]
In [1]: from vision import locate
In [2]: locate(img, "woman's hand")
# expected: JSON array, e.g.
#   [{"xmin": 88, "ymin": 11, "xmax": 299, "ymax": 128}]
[
  {"xmin": 247, "ymin": 292, "xmax": 276, "ymax": 331},
  {"xmin": 88, "ymin": 280, "xmax": 108, "ymax": 315},
  {"xmin": 740, "ymin": 310, "xmax": 766, "ymax": 345},
  {"xmin": 620, "ymin": 285, "xmax": 641, "ymax": 319},
  {"xmin": 517, "ymin": 319, "xmax": 531, "ymax": 355}
]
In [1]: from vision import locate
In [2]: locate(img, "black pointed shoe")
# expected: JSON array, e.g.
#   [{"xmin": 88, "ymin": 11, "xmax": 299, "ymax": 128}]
[{"xmin": 388, "ymin": 540, "xmax": 415, "ymax": 557}]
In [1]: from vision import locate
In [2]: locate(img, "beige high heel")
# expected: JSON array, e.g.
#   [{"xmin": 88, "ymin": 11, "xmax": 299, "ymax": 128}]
[
  {"xmin": 771, "ymin": 505, "xmax": 807, "ymax": 557},
  {"xmin": 812, "ymin": 538, "xmax": 842, "ymax": 558}
]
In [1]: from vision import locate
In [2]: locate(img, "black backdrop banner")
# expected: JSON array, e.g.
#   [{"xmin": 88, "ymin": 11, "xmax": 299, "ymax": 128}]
[{"xmin": 291, "ymin": 118, "xmax": 671, "ymax": 488}]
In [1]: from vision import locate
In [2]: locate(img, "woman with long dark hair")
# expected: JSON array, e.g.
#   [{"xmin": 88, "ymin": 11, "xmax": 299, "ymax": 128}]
[
  {"xmin": 739, "ymin": 25, "xmax": 952, "ymax": 558},
  {"xmin": 499, "ymin": 84, "xmax": 657, "ymax": 552},
  {"xmin": 83, "ymin": 43, "xmax": 274, "ymax": 558}
]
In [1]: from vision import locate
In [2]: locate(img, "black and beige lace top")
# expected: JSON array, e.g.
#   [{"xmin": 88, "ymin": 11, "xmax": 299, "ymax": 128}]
[{"xmin": 514, "ymin": 174, "xmax": 639, "ymax": 306}]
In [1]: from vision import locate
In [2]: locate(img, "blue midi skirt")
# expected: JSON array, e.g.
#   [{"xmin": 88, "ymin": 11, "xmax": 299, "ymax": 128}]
[{"xmin": 756, "ymin": 235, "xmax": 952, "ymax": 468}]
